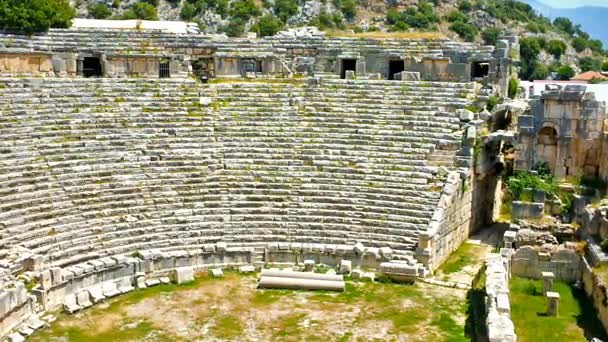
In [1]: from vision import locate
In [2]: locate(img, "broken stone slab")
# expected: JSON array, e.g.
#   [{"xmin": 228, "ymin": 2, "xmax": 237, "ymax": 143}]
[
  {"xmin": 117, "ymin": 278, "xmax": 135, "ymax": 294},
  {"xmin": 210, "ymin": 268, "xmax": 224, "ymax": 277},
  {"xmin": 135, "ymin": 273, "xmax": 146, "ymax": 289},
  {"xmin": 160, "ymin": 277, "xmax": 171, "ymax": 284},
  {"xmin": 362, "ymin": 272, "xmax": 375, "ymax": 281},
  {"xmin": 339, "ymin": 260, "xmax": 352, "ymax": 274},
  {"xmin": 63, "ymin": 294, "xmax": 80, "ymax": 314},
  {"xmin": 175, "ymin": 266, "xmax": 195, "ymax": 284},
  {"xmin": 27, "ymin": 316, "xmax": 46, "ymax": 331},
  {"xmin": 7, "ymin": 333, "xmax": 25, "ymax": 342},
  {"xmin": 353, "ymin": 242, "xmax": 365, "ymax": 255},
  {"xmin": 303, "ymin": 260, "xmax": 315, "ymax": 272},
  {"xmin": 351, "ymin": 269, "xmax": 363, "ymax": 279},
  {"xmin": 145, "ymin": 279, "xmax": 161, "ymax": 287},
  {"xmin": 238, "ymin": 265, "xmax": 255, "ymax": 273}
]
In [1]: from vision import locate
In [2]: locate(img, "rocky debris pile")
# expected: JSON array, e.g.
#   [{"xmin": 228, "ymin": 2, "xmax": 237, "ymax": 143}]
[
  {"xmin": 515, "ymin": 228, "xmax": 559, "ymax": 248},
  {"xmin": 274, "ymin": 26, "xmax": 324, "ymax": 38}
]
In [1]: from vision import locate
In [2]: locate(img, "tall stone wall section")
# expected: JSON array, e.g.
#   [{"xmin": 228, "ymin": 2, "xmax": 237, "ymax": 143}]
[{"xmin": 416, "ymin": 170, "xmax": 474, "ymax": 271}]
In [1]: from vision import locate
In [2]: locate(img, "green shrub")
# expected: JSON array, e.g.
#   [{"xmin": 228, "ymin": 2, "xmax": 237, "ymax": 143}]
[
  {"xmin": 481, "ymin": 27, "xmax": 502, "ymax": 46},
  {"xmin": 338, "ymin": 0, "xmax": 357, "ymax": 21},
  {"xmin": 180, "ymin": 2, "xmax": 198, "ymax": 20},
  {"xmin": 386, "ymin": 2, "xmax": 437, "ymax": 31},
  {"xmin": 505, "ymin": 171, "xmax": 557, "ymax": 200},
  {"xmin": 579, "ymin": 57, "xmax": 603, "ymax": 72},
  {"xmin": 458, "ymin": 0, "xmax": 472, "ymax": 12},
  {"xmin": 556, "ymin": 65, "xmax": 575, "ymax": 80},
  {"xmin": 546, "ymin": 40, "xmax": 567, "ymax": 60},
  {"xmin": 572, "ymin": 37, "xmax": 588, "ymax": 53},
  {"xmin": 310, "ymin": 10, "xmax": 344, "ymax": 30},
  {"xmin": 140, "ymin": 0, "xmax": 159, "ymax": 6},
  {"xmin": 449, "ymin": 21, "xmax": 478, "ymax": 42},
  {"xmin": 122, "ymin": 2, "xmax": 158, "ymax": 20},
  {"xmin": 0, "ymin": 0, "xmax": 75, "ymax": 34},
  {"xmin": 229, "ymin": 0, "xmax": 260, "ymax": 21},
  {"xmin": 553, "ymin": 17, "xmax": 575, "ymax": 35},
  {"xmin": 508, "ymin": 78, "xmax": 519, "ymax": 99},
  {"xmin": 486, "ymin": 94, "xmax": 499, "ymax": 111},
  {"xmin": 223, "ymin": 18, "xmax": 246, "ymax": 36},
  {"xmin": 88, "ymin": 2, "xmax": 112, "ymax": 19},
  {"xmin": 251, "ymin": 14, "xmax": 284, "ymax": 37},
  {"xmin": 445, "ymin": 10, "xmax": 467, "ymax": 23},
  {"xmin": 273, "ymin": 0, "xmax": 298, "ymax": 22}
]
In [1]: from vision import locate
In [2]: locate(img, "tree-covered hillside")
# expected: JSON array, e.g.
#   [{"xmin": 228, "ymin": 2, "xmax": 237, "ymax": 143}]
[{"xmin": 1, "ymin": 0, "xmax": 607, "ymax": 80}]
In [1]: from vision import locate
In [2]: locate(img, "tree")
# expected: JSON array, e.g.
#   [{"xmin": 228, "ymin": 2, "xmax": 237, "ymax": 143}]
[
  {"xmin": 579, "ymin": 57, "xmax": 603, "ymax": 72},
  {"xmin": 0, "ymin": 0, "xmax": 74, "ymax": 34},
  {"xmin": 223, "ymin": 18, "xmax": 245, "ymax": 36},
  {"xmin": 519, "ymin": 37, "xmax": 542, "ymax": 80},
  {"xmin": 529, "ymin": 64, "xmax": 549, "ymax": 80},
  {"xmin": 88, "ymin": 2, "xmax": 112, "ymax": 19},
  {"xmin": 229, "ymin": 0, "xmax": 260, "ymax": 21},
  {"xmin": 273, "ymin": 0, "xmax": 297, "ymax": 23},
  {"xmin": 339, "ymin": 0, "xmax": 357, "ymax": 21},
  {"xmin": 458, "ymin": 0, "xmax": 472, "ymax": 12},
  {"xmin": 180, "ymin": 2, "xmax": 197, "ymax": 20},
  {"xmin": 508, "ymin": 78, "xmax": 519, "ymax": 99},
  {"xmin": 572, "ymin": 37, "xmax": 588, "ymax": 53},
  {"xmin": 450, "ymin": 21, "xmax": 478, "ymax": 42},
  {"xmin": 122, "ymin": 2, "xmax": 158, "ymax": 20},
  {"xmin": 553, "ymin": 17, "xmax": 575, "ymax": 35},
  {"xmin": 588, "ymin": 39, "xmax": 604, "ymax": 53},
  {"xmin": 251, "ymin": 14, "xmax": 283, "ymax": 37},
  {"xmin": 546, "ymin": 40, "xmax": 566, "ymax": 60},
  {"xmin": 556, "ymin": 65, "xmax": 575, "ymax": 80},
  {"xmin": 481, "ymin": 27, "xmax": 502, "ymax": 46}
]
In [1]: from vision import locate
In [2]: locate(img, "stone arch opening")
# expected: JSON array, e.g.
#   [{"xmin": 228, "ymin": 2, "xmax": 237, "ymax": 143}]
[{"xmin": 535, "ymin": 126, "xmax": 558, "ymax": 172}]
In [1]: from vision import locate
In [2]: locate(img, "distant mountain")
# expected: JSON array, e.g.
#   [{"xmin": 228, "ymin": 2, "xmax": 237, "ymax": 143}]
[{"xmin": 522, "ymin": 0, "xmax": 608, "ymax": 46}]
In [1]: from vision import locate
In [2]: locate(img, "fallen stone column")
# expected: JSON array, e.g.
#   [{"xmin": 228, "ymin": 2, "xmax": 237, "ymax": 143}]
[
  {"xmin": 260, "ymin": 269, "xmax": 343, "ymax": 282},
  {"xmin": 258, "ymin": 276, "xmax": 345, "ymax": 292}
]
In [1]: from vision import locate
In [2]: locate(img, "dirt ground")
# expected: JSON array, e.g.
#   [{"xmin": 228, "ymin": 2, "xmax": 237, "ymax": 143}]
[{"xmin": 30, "ymin": 272, "xmax": 471, "ymax": 342}]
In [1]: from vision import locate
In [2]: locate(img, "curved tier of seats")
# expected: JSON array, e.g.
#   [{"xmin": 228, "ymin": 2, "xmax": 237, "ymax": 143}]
[{"xmin": 0, "ymin": 77, "xmax": 474, "ymax": 268}]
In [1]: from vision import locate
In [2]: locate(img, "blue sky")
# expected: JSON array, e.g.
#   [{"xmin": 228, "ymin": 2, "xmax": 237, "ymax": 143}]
[{"xmin": 539, "ymin": 0, "xmax": 608, "ymax": 7}]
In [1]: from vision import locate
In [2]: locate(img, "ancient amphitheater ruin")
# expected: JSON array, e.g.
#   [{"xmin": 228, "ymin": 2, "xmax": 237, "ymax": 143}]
[{"xmin": 0, "ymin": 22, "xmax": 608, "ymax": 342}]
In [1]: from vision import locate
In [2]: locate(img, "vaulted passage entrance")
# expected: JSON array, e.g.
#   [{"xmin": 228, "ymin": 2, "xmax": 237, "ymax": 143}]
[
  {"xmin": 82, "ymin": 57, "xmax": 102, "ymax": 77},
  {"xmin": 340, "ymin": 59, "xmax": 356, "ymax": 79},
  {"xmin": 388, "ymin": 60, "xmax": 404, "ymax": 80}
]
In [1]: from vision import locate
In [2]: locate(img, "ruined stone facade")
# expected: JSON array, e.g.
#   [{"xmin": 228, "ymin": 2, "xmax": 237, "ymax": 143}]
[{"xmin": 516, "ymin": 85, "xmax": 608, "ymax": 180}]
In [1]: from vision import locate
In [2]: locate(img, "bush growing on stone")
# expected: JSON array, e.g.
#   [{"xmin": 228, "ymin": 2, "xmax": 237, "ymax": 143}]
[
  {"xmin": 251, "ymin": 14, "xmax": 284, "ymax": 37},
  {"xmin": 579, "ymin": 57, "xmax": 603, "ymax": 72},
  {"xmin": 481, "ymin": 28, "xmax": 502, "ymax": 46},
  {"xmin": 0, "ymin": 0, "xmax": 75, "ymax": 34},
  {"xmin": 180, "ymin": 2, "xmax": 198, "ymax": 20},
  {"xmin": 508, "ymin": 78, "xmax": 519, "ymax": 99},
  {"xmin": 334, "ymin": 0, "xmax": 357, "ymax": 21},
  {"xmin": 572, "ymin": 37, "xmax": 588, "ymax": 53},
  {"xmin": 546, "ymin": 40, "xmax": 567, "ymax": 60},
  {"xmin": 223, "ymin": 18, "xmax": 246, "ymax": 36},
  {"xmin": 88, "ymin": 2, "xmax": 112, "ymax": 19},
  {"xmin": 122, "ymin": 2, "xmax": 159, "ymax": 20},
  {"xmin": 229, "ymin": 0, "xmax": 260, "ymax": 21},
  {"xmin": 600, "ymin": 239, "xmax": 608, "ymax": 253},
  {"xmin": 386, "ymin": 1, "xmax": 437, "ymax": 31},
  {"xmin": 556, "ymin": 65, "xmax": 575, "ymax": 80},
  {"xmin": 505, "ymin": 171, "xmax": 557, "ymax": 200},
  {"xmin": 310, "ymin": 10, "xmax": 344, "ymax": 31},
  {"xmin": 273, "ymin": 0, "xmax": 298, "ymax": 23},
  {"xmin": 449, "ymin": 21, "xmax": 478, "ymax": 42}
]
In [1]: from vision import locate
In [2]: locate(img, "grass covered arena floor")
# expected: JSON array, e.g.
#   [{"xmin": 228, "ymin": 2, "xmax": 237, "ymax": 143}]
[{"xmin": 30, "ymin": 271, "xmax": 473, "ymax": 342}]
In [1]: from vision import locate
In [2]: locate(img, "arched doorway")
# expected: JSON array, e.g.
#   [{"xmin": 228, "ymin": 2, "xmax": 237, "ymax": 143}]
[{"xmin": 536, "ymin": 126, "xmax": 558, "ymax": 173}]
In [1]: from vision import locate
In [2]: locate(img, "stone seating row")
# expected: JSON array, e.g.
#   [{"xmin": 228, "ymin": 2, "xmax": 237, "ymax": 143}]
[{"xmin": 0, "ymin": 77, "xmax": 469, "ymax": 267}]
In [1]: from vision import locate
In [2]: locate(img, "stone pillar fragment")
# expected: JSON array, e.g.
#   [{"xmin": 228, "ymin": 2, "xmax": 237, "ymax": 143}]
[
  {"xmin": 542, "ymin": 272, "xmax": 554, "ymax": 295},
  {"xmin": 546, "ymin": 291, "xmax": 560, "ymax": 316}
]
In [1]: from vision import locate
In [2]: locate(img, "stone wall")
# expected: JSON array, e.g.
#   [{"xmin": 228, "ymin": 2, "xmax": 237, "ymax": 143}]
[
  {"xmin": 511, "ymin": 245, "xmax": 582, "ymax": 282},
  {"xmin": 417, "ymin": 170, "xmax": 474, "ymax": 271},
  {"xmin": 0, "ymin": 53, "xmax": 53, "ymax": 76},
  {"xmin": 0, "ymin": 282, "xmax": 32, "ymax": 338},
  {"xmin": 581, "ymin": 256, "xmax": 608, "ymax": 333},
  {"xmin": 485, "ymin": 252, "xmax": 517, "ymax": 342}
]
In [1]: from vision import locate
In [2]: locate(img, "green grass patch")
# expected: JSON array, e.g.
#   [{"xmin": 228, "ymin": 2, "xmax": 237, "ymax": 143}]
[
  {"xmin": 510, "ymin": 277, "xmax": 607, "ymax": 342},
  {"xmin": 438, "ymin": 243, "xmax": 487, "ymax": 275},
  {"xmin": 209, "ymin": 314, "xmax": 244, "ymax": 339}
]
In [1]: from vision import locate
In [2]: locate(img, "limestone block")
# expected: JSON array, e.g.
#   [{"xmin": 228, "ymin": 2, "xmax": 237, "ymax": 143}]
[
  {"xmin": 216, "ymin": 242, "xmax": 227, "ymax": 252},
  {"xmin": 379, "ymin": 247, "xmax": 393, "ymax": 260},
  {"xmin": 345, "ymin": 70, "xmax": 356, "ymax": 79},
  {"xmin": 339, "ymin": 260, "xmax": 352, "ymax": 274},
  {"xmin": 145, "ymin": 279, "xmax": 161, "ymax": 287},
  {"xmin": 135, "ymin": 273, "xmax": 146, "ymax": 289},
  {"xmin": 117, "ymin": 278, "xmax": 135, "ymax": 293},
  {"xmin": 200, "ymin": 97, "xmax": 212, "ymax": 106},
  {"xmin": 40, "ymin": 270, "xmax": 52, "ymax": 289},
  {"xmin": 27, "ymin": 316, "xmax": 46, "ymax": 331},
  {"xmin": 76, "ymin": 290, "xmax": 92, "ymax": 308},
  {"xmin": 160, "ymin": 277, "xmax": 171, "ymax": 284},
  {"xmin": 239, "ymin": 265, "xmax": 255, "ymax": 273},
  {"xmin": 546, "ymin": 291, "xmax": 560, "ymax": 316},
  {"xmin": 101, "ymin": 282, "xmax": 120, "ymax": 298},
  {"xmin": 88, "ymin": 286, "xmax": 105, "ymax": 303},
  {"xmin": 459, "ymin": 109, "xmax": 475, "ymax": 122},
  {"xmin": 362, "ymin": 272, "xmax": 375, "ymax": 281},
  {"xmin": 210, "ymin": 268, "xmax": 224, "ymax": 277},
  {"xmin": 63, "ymin": 294, "xmax": 80, "ymax": 314},
  {"xmin": 351, "ymin": 269, "xmax": 363, "ymax": 279},
  {"xmin": 303, "ymin": 260, "xmax": 315, "ymax": 272},
  {"xmin": 8, "ymin": 333, "xmax": 25, "ymax": 342},
  {"xmin": 175, "ymin": 266, "xmax": 195, "ymax": 284},
  {"xmin": 353, "ymin": 242, "xmax": 365, "ymax": 255}
]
